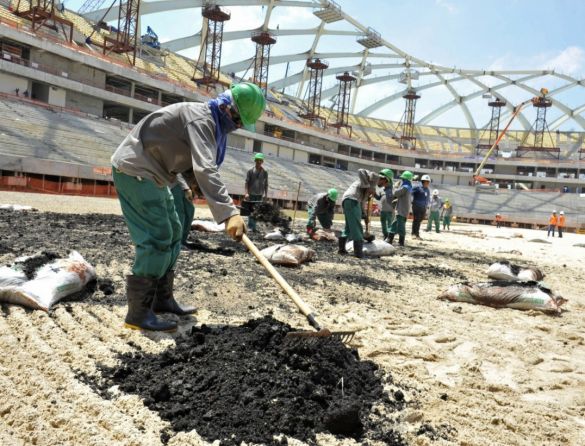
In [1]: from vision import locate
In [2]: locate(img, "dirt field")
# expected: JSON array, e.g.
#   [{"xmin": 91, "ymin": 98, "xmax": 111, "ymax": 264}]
[{"xmin": 1, "ymin": 191, "xmax": 584, "ymax": 446}]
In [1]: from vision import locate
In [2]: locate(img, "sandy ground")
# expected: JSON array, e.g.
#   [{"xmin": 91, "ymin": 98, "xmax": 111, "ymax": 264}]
[{"xmin": 0, "ymin": 190, "xmax": 584, "ymax": 446}]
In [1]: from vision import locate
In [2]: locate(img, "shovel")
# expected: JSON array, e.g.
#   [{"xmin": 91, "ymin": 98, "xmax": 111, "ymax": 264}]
[
  {"xmin": 241, "ymin": 234, "xmax": 355, "ymax": 345},
  {"xmin": 364, "ymin": 197, "xmax": 375, "ymax": 243}
]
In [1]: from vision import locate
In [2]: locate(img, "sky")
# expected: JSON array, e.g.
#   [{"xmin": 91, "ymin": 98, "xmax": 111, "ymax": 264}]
[{"xmin": 64, "ymin": 0, "xmax": 585, "ymax": 130}]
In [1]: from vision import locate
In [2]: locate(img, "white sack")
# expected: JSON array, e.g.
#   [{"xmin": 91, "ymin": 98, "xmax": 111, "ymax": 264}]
[
  {"xmin": 191, "ymin": 220, "xmax": 225, "ymax": 232},
  {"xmin": 312, "ymin": 229, "xmax": 337, "ymax": 242},
  {"xmin": 487, "ymin": 261, "xmax": 544, "ymax": 282},
  {"xmin": 259, "ymin": 244, "xmax": 316, "ymax": 267},
  {"xmin": 0, "ymin": 251, "xmax": 96, "ymax": 311},
  {"xmin": 346, "ymin": 240, "xmax": 395, "ymax": 257}
]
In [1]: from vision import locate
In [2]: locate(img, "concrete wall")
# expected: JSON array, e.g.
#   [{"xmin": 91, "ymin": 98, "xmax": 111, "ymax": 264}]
[
  {"xmin": 293, "ymin": 150, "xmax": 308, "ymax": 163},
  {"xmin": 48, "ymin": 86, "xmax": 66, "ymax": 107},
  {"xmin": 278, "ymin": 146, "xmax": 294, "ymax": 160},
  {"xmin": 0, "ymin": 71, "xmax": 28, "ymax": 95},
  {"xmin": 30, "ymin": 49, "xmax": 105, "ymax": 90},
  {"xmin": 263, "ymin": 142, "xmax": 278, "ymax": 157},
  {"xmin": 65, "ymin": 90, "xmax": 103, "ymax": 116}
]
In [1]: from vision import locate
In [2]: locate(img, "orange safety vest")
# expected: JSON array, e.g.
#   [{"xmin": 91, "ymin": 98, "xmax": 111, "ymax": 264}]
[
  {"xmin": 558, "ymin": 215, "xmax": 565, "ymax": 227},
  {"xmin": 549, "ymin": 215, "xmax": 557, "ymax": 225},
  {"xmin": 495, "ymin": 215, "xmax": 502, "ymax": 221}
]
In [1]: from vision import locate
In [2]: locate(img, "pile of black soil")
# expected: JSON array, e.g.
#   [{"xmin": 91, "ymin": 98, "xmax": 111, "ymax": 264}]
[
  {"xmin": 81, "ymin": 316, "xmax": 406, "ymax": 446},
  {"xmin": 252, "ymin": 202, "xmax": 292, "ymax": 232}
]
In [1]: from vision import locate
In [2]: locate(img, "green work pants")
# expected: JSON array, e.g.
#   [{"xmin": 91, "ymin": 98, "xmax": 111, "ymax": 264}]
[
  {"xmin": 380, "ymin": 210, "xmax": 394, "ymax": 238},
  {"xmin": 307, "ymin": 207, "xmax": 333, "ymax": 231},
  {"xmin": 113, "ymin": 169, "xmax": 182, "ymax": 279},
  {"xmin": 390, "ymin": 215, "xmax": 407, "ymax": 237},
  {"xmin": 170, "ymin": 183, "xmax": 195, "ymax": 244},
  {"xmin": 341, "ymin": 199, "xmax": 363, "ymax": 242},
  {"xmin": 427, "ymin": 210, "xmax": 441, "ymax": 233},
  {"xmin": 247, "ymin": 194, "xmax": 262, "ymax": 231},
  {"xmin": 443, "ymin": 215, "xmax": 451, "ymax": 230}
]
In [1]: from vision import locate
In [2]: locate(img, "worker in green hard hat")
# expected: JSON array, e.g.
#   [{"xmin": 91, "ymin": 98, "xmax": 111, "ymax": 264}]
[
  {"xmin": 306, "ymin": 188, "xmax": 338, "ymax": 238},
  {"xmin": 111, "ymin": 82, "xmax": 266, "ymax": 332},
  {"xmin": 374, "ymin": 168, "xmax": 394, "ymax": 240},
  {"xmin": 244, "ymin": 152, "xmax": 269, "ymax": 232},
  {"xmin": 387, "ymin": 170, "xmax": 413, "ymax": 247}
]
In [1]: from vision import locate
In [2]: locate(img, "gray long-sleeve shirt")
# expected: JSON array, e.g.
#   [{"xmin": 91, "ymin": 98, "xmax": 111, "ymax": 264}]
[
  {"xmin": 342, "ymin": 169, "xmax": 377, "ymax": 208},
  {"xmin": 429, "ymin": 196, "xmax": 443, "ymax": 212},
  {"xmin": 374, "ymin": 185, "xmax": 393, "ymax": 212},
  {"xmin": 245, "ymin": 167, "xmax": 268, "ymax": 196},
  {"xmin": 393, "ymin": 180, "xmax": 412, "ymax": 218},
  {"xmin": 308, "ymin": 192, "xmax": 335, "ymax": 216},
  {"xmin": 111, "ymin": 102, "xmax": 238, "ymax": 224}
]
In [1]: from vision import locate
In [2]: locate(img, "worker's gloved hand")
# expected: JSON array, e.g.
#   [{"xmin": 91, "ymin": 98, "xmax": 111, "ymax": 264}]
[
  {"xmin": 225, "ymin": 215, "xmax": 247, "ymax": 241},
  {"xmin": 184, "ymin": 189, "xmax": 194, "ymax": 201}
]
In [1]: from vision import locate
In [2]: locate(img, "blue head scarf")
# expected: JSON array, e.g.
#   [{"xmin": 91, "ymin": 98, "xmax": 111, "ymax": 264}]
[{"xmin": 208, "ymin": 91, "xmax": 237, "ymax": 167}]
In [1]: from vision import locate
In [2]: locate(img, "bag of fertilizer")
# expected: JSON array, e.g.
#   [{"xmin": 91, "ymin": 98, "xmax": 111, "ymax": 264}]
[
  {"xmin": 312, "ymin": 229, "xmax": 338, "ymax": 242},
  {"xmin": 346, "ymin": 240, "xmax": 395, "ymax": 257},
  {"xmin": 0, "ymin": 251, "xmax": 96, "ymax": 311},
  {"xmin": 487, "ymin": 261, "xmax": 544, "ymax": 281},
  {"xmin": 438, "ymin": 281, "xmax": 566, "ymax": 314},
  {"xmin": 259, "ymin": 244, "xmax": 316, "ymax": 267},
  {"xmin": 191, "ymin": 220, "xmax": 225, "ymax": 232}
]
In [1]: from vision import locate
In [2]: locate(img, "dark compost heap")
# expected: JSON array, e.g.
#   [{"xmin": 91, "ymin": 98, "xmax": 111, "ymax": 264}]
[{"xmin": 82, "ymin": 316, "xmax": 406, "ymax": 446}]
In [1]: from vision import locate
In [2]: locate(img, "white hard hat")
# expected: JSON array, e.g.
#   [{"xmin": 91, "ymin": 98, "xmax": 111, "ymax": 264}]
[
  {"xmin": 421, "ymin": 174, "xmax": 431, "ymax": 182},
  {"xmin": 432, "ymin": 189, "xmax": 439, "ymax": 196},
  {"xmin": 560, "ymin": 211, "xmax": 564, "ymax": 215},
  {"xmin": 553, "ymin": 210, "xmax": 557, "ymax": 213}
]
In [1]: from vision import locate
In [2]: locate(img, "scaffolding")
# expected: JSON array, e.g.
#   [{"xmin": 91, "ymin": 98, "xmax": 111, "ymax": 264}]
[
  {"xmin": 251, "ymin": 31, "xmax": 276, "ymax": 97},
  {"xmin": 517, "ymin": 89, "xmax": 560, "ymax": 159},
  {"xmin": 397, "ymin": 89, "xmax": 420, "ymax": 150},
  {"xmin": 476, "ymin": 98, "xmax": 506, "ymax": 156},
  {"xmin": 313, "ymin": 0, "xmax": 343, "ymax": 23},
  {"xmin": 330, "ymin": 71, "xmax": 355, "ymax": 136},
  {"xmin": 15, "ymin": 0, "xmax": 74, "ymax": 42},
  {"xmin": 299, "ymin": 58, "xmax": 328, "ymax": 125},
  {"xmin": 101, "ymin": 0, "xmax": 140, "ymax": 66},
  {"xmin": 193, "ymin": 4, "xmax": 230, "ymax": 86}
]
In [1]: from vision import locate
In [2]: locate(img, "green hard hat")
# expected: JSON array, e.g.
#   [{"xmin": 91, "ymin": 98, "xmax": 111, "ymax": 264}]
[
  {"xmin": 400, "ymin": 170, "xmax": 413, "ymax": 180},
  {"xmin": 254, "ymin": 152, "xmax": 265, "ymax": 161},
  {"xmin": 379, "ymin": 168, "xmax": 394, "ymax": 181},
  {"xmin": 327, "ymin": 188, "xmax": 338, "ymax": 201},
  {"xmin": 231, "ymin": 82, "xmax": 266, "ymax": 130}
]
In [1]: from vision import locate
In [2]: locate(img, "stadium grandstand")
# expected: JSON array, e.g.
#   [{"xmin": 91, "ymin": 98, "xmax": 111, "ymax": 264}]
[{"xmin": 0, "ymin": 0, "xmax": 583, "ymax": 230}]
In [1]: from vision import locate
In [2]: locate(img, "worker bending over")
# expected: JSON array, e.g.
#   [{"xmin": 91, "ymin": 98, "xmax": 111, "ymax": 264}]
[
  {"xmin": 111, "ymin": 82, "xmax": 265, "ymax": 332},
  {"xmin": 306, "ymin": 188, "xmax": 338, "ymax": 238},
  {"xmin": 338, "ymin": 169, "xmax": 381, "ymax": 258}
]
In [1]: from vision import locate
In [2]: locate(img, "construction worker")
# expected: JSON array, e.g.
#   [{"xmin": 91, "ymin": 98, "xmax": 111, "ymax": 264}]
[
  {"xmin": 441, "ymin": 198, "xmax": 453, "ymax": 230},
  {"xmin": 169, "ymin": 173, "xmax": 196, "ymax": 250},
  {"xmin": 306, "ymin": 188, "xmax": 338, "ymax": 237},
  {"xmin": 495, "ymin": 213, "xmax": 503, "ymax": 228},
  {"xmin": 338, "ymin": 169, "xmax": 382, "ymax": 258},
  {"xmin": 426, "ymin": 189, "xmax": 442, "ymax": 233},
  {"xmin": 387, "ymin": 171, "xmax": 413, "ymax": 247},
  {"xmin": 558, "ymin": 211, "xmax": 566, "ymax": 238},
  {"xmin": 547, "ymin": 210, "xmax": 557, "ymax": 237},
  {"xmin": 411, "ymin": 174, "xmax": 431, "ymax": 239},
  {"xmin": 374, "ymin": 168, "xmax": 394, "ymax": 240},
  {"xmin": 111, "ymin": 82, "xmax": 265, "ymax": 332},
  {"xmin": 244, "ymin": 152, "xmax": 269, "ymax": 232}
]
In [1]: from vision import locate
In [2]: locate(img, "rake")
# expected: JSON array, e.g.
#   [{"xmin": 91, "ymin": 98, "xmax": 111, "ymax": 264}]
[{"xmin": 242, "ymin": 234, "xmax": 355, "ymax": 345}]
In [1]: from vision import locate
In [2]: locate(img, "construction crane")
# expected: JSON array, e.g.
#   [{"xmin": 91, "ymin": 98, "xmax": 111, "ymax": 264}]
[{"xmin": 141, "ymin": 25, "xmax": 160, "ymax": 49}]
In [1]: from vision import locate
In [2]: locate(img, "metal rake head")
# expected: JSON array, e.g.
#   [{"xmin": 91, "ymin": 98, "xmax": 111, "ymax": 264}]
[{"xmin": 284, "ymin": 329, "xmax": 355, "ymax": 346}]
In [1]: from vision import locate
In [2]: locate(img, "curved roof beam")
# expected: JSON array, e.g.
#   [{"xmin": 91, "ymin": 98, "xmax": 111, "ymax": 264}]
[
  {"xmin": 434, "ymin": 72, "xmax": 477, "ymax": 130},
  {"xmin": 222, "ymin": 51, "xmax": 399, "ymax": 74},
  {"xmin": 491, "ymin": 74, "xmax": 585, "ymax": 130},
  {"xmin": 161, "ymin": 27, "xmax": 361, "ymax": 52},
  {"xmin": 549, "ymin": 103, "xmax": 585, "ymax": 130},
  {"xmin": 269, "ymin": 63, "xmax": 407, "ymax": 90},
  {"xmin": 84, "ymin": 0, "xmax": 315, "ymax": 22}
]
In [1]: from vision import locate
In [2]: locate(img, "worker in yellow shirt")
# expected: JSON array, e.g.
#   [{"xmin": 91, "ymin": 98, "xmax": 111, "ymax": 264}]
[
  {"xmin": 547, "ymin": 210, "xmax": 557, "ymax": 237},
  {"xmin": 558, "ymin": 211, "xmax": 566, "ymax": 238}
]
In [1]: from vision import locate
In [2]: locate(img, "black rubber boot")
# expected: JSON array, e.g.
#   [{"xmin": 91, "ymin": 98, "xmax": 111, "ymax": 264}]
[
  {"xmin": 152, "ymin": 271, "xmax": 197, "ymax": 316},
  {"xmin": 386, "ymin": 233, "xmax": 395, "ymax": 245},
  {"xmin": 338, "ymin": 236, "xmax": 348, "ymax": 254},
  {"xmin": 399, "ymin": 235, "xmax": 405, "ymax": 247},
  {"xmin": 124, "ymin": 275, "xmax": 177, "ymax": 332},
  {"xmin": 353, "ymin": 240, "xmax": 365, "ymax": 258}
]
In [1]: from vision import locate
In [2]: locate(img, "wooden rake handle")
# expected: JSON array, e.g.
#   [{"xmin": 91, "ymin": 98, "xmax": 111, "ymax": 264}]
[{"xmin": 241, "ymin": 234, "xmax": 321, "ymax": 330}]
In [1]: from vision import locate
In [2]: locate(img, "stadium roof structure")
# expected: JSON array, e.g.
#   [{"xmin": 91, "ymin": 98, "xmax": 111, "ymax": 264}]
[{"xmin": 82, "ymin": 0, "xmax": 585, "ymax": 132}]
